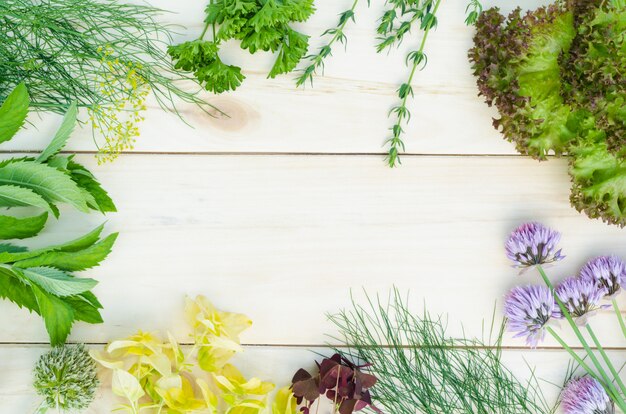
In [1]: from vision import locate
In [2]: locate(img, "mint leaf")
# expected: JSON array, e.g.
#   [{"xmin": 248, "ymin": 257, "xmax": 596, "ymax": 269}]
[
  {"xmin": 15, "ymin": 233, "xmax": 118, "ymax": 271},
  {"xmin": 0, "ymin": 161, "xmax": 95, "ymax": 212},
  {"xmin": 0, "ymin": 225, "xmax": 107, "ymax": 264},
  {"xmin": 0, "ymin": 83, "xmax": 29, "ymax": 144},
  {"xmin": 67, "ymin": 159, "xmax": 116, "ymax": 213},
  {"xmin": 20, "ymin": 267, "xmax": 98, "ymax": 297},
  {"xmin": 66, "ymin": 294, "xmax": 103, "ymax": 324},
  {"xmin": 0, "ymin": 212, "xmax": 48, "ymax": 240},
  {"xmin": 32, "ymin": 285, "xmax": 75, "ymax": 346},
  {"xmin": 0, "ymin": 266, "xmax": 39, "ymax": 313},
  {"xmin": 36, "ymin": 102, "xmax": 77, "ymax": 162},
  {"xmin": 0, "ymin": 244, "xmax": 28, "ymax": 253},
  {"xmin": 0, "ymin": 185, "xmax": 53, "ymax": 214},
  {"xmin": 53, "ymin": 224, "xmax": 106, "ymax": 252}
]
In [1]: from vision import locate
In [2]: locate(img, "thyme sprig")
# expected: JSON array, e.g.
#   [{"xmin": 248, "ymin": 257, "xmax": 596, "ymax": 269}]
[
  {"xmin": 297, "ymin": 0, "xmax": 482, "ymax": 167},
  {"xmin": 385, "ymin": 0, "xmax": 441, "ymax": 167},
  {"xmin": 295, "ymin": 0, "xmax": 364, "ymax": 87}
]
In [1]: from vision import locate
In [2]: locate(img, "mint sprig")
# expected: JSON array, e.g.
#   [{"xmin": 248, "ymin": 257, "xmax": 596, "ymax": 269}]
[{"xmin": 0, "ymin": 85, "xmax": 117, "ymax": 345}]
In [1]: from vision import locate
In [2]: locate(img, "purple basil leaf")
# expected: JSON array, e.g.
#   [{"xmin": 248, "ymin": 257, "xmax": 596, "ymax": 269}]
[
  {"xmin": 293, "ymin": 378, "xmax": 321, "ymax": 402},
  {"xmin": 339, "ymin": 399, "xmax": 357, "ymax": 414},
  {"xmin": 292, "ymin": 368, "xmax": 312, "ymax": 384}
]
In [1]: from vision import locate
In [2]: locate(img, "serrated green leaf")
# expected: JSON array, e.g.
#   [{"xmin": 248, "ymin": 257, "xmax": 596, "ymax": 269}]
[
  {"xmin": 0, "ymin": 225, "xmax": 106, "ymax": 263},
  {"xmin": 0, "ymin": 244, "xmax": 27, "ymax": 253},
  {"xmin": 36, "ymin": 102, "xmax": 77, "ymax": 163},
  {"xmin": 0, "ymin": 266, "xmax": 39, "ymax": 313},
  {"xmin": 32, "ymin": 284, "xmax": 75, "ymax": 346},
  {"xmin": 0, "ymin": 185, "xmax": 53, "ymax": 214},
  {"xmin": 0, "ymin": 83, "xmax": 29, "ymax": 144},
  {"xmin": 66, "ymin": 295, "xmax": 103, "ymax": 324},
  {"xmin": 0, "ymin": 161, "xmax": 95, "ymax": 212},
  {"xmin": 67, "ymin": 160, "xmax": 116, "ymax": 212},
  {"xmin": 20, "ymin": 267, "xmax": 97, "ymax": 297},
  {"xmin": 0, "ymin": 212, "xmax": 48, "ymax": 240},
  {"xmin": 14, "ymin": 233, "xmax": 118, "ymax": 271},
  {"xmin": 49, "ymin": 224, "xmax": 106, "ymax": 253},
  {"xmin": 78, "ymin": 290, "xmax": 103, "ymax": 309}
]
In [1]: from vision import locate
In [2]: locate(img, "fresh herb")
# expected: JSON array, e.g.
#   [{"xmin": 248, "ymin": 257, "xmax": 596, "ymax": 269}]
[
  {"xmin": 328, "ymin": 289, "xmax": 556, "ymax": 414},
  {"xmin": 382, "ymin": 0, "xmax": 442, "ymax": 167},
  {"xmin": 33, "ymin": 344, "xmax": 99, "ymax": 413},
  {"xmin": 91, "ymin": 296, "xmax": 281, "ymax": 414},
  {"xmin": 469, "ymin": 1, "xmax": 626, "ymax": 226},
  {"xmin": 169, "ymin": 0, "xmax": 315, "ymax": 94},
  {"xmin": 295, "ymin": 0, "xmax": 362, "ymax": 88},
  {"xmin": 0, "ymin": 225, "xmax": 116, "ymax": 346},
  {"xmin": 504, "ymin": 222, "xmax": 626, "ymax": 412},
  {"xmin": 297, "ymin": 1, "xmax": 481, "ymax": 167},
  {"xmin": 0, "ymin": 85, "xmax": 117, "ymax": 346},
  {"xmin": 0, "ymin": 0, "xmax": 223, "ymax": 162},
  {"xmin": 561, "ymin": 376, "xmax": 614, "ymax": 414},
  {"xmin": 0, "ymin": 84, "xmax": 115, "ymax": 229},
  {"xmin": 291, "ymin": 353, "xmax": 379, "ymax": 414}
]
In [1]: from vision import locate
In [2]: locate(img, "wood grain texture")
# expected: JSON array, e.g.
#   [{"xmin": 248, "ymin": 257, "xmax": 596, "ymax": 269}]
[
  {"xmin": 1, "ymin": 154, "xmax": 625, "ymax": 348},
  {"xmin": 2, "ymin": 0, "xmax": 626, "ymax": 412}
]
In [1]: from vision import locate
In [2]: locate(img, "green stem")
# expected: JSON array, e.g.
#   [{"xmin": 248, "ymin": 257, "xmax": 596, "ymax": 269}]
[
  {"xmin": 546, "ymin": 326, "xmax": 598, "ymax": 382},
  {"xmin": 33, "ymin": 399, "xmax": 48, "ymax": 414},
  {"xmin": 199, "ymin": 21, "xmax": 211, "ymax": 40},
  {"xmin": 612, "ymin": 298, "xmax": 626, "ymax": 340},
  {"xmin": 328, "ymin": 0, "xmax": 359, "ymax": 47},
  {"xmin": 295, "ymin": 0, "xmax": 360, "ymax": 88},
  {"xmin": 537, "ymin": 265, "xmax": 625, "ymax": 408},
  {"xmin": 386, "ymin": 0, "xmax": 442, "ymax": 167},
  {"xmin": 586, "ymin": 324, "xmax": 626, "ymax": 397}
]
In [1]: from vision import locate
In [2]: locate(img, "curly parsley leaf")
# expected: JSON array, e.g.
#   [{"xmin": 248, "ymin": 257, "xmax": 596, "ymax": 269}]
[
  {"xmin": 268, "ymin": 28, "xmax": 309, "ymax": 79},
  {"xmin": 171, "ymin": 0, "xmax": 314, "ymax": 93}
]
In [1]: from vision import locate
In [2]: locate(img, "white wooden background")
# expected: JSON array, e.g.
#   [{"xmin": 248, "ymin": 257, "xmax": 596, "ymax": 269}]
[{"xmin": 3, "ymin": 0, "xmax": 626, "ymax": 412}]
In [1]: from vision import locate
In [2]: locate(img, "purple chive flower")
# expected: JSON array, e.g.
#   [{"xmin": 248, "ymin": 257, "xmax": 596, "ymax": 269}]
[
  {"xmin": 504, "ymin": 285, "xmax": 561, "ymax": 347},
  {"xmin": 562, "ymin": 377, "xmax": 614, "ymax": 414},
  {"xmin": 505, "ymin": 222, "xmax": 564, "ymax": 268},
  {"xmin": 556, "ymin": 277, "xmax": 605, "ymax": 325},
  {"xmin": 580, "ymin": 256, "xmax": 626, "ymax": 298}
]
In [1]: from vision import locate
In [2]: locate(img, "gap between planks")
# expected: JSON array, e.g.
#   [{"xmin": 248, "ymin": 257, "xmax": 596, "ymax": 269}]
[
  {"xmin": 2, "ymin": 342, "xmax": 625, "ymax": 351},
  {"xmin": 0, "ymin": 150, "xmax": 553, "ymax": 158}
]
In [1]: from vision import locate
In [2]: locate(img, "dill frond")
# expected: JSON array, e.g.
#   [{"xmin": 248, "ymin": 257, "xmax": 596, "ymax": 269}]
[
  {"xmin": 328, "ymin": 288, "xmax": 558, "ymax": 414},
  {"xmin": 0, "ymin": 0, "xmax": 223, "ymax": 161}
]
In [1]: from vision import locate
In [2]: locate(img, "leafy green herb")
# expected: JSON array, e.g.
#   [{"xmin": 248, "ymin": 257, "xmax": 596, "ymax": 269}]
[
  {"xmin": 0, "ymin": 0, "xmax": 223, "ymax": 162},
  {"xmin": 295, "ymin": 0, "xmax": 363, "ymax": 87},
  {"xmin": 0, "ymin": 85, "xmax": 117, "ymax": 345},
  {"xmin": 169, "ymin": 0, "xmax": 315, "ymax": 94},
  {"xmin": 297, "ymin": 0, "xmax": 479, "ymax": 167},
  {"xmin": 0, "ymin": 85, "xmax": 115, "ymax": 224},
  {"xmin": 0, "ymin": 226, "xmax": 116, "ymax": 345},
  {"xmin": 383, "ymin": 0, "xmax": 442, "ymax": 167},
  {"xmin": 328, "ymin": 289, "xmax": 557, "ymax": 414},
  {"xmin": 469, "ymin": 1, "xmax": 626, "ymax": 226}
]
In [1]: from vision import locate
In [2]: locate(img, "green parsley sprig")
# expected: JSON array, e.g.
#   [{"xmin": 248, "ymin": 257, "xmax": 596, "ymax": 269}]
[{"xmin": 169, "ymin": 0, "xmax": 315, "ymax": 94}]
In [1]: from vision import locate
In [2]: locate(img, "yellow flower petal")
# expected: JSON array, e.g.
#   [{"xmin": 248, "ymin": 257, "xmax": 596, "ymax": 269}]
[{"xmin": 272, "ymin": 387, "xmax": 298, "ymax": 414}]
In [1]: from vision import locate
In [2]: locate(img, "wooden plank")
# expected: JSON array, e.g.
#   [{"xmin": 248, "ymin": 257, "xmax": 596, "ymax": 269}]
[
  {"xmin": 0, "ymin": 344, "xmax": 614, "ymax": 413},
  {"xmin": 1, "ymin": 154, "xmax": 626, "ymax": 347},
  {"xmin": 4, "ymin": 0, "xmax": 548, "ymax": 156}
]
